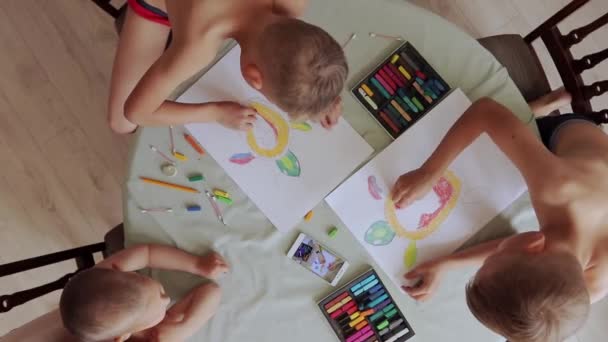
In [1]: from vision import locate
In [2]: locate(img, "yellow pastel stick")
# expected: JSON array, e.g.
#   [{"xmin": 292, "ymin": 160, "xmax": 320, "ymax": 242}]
[
  {"xmin": 304, "ymin": 210, "xmax": 314, "ymax": 221},
  {"xmin": 350, "ymin": 311, "xmax": 360, "ymax": 320},
  {"xmin": 398, "ymin": 66, "xmax": 412, "ymax": 80},
  {"xmin": 173, "ymin": 151, "xmax": 188, "ymax": 161},
  {"xmin": 341, "ymin": 296, "xmax": 352, "ymax": 305},
  {"xmin": 327, "ymin": 301, "xmax": 344, "ymax": 314},
  {"xmin": 361, "ymin": 84, "xmax": 374, "ymax": 96},
  {"xmin": 140, "ymin": 177, "xmax": 199, "ymax": 194},
  {"xmin": 213, "ymin": 189, "xmax": 230, "ymax": 199},
  {"xmin": 349, "ymin": 315, "xmax": 365, "ymax": 327}
]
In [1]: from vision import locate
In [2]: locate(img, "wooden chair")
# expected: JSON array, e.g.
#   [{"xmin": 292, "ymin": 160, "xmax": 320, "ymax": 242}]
[
  {"xmin": 0, "ymin": 224, "xmax": 124, "ymax": 314},
  {"xmin": 478, "ymin": 0, "xmax": 607, "ymax": 123}
]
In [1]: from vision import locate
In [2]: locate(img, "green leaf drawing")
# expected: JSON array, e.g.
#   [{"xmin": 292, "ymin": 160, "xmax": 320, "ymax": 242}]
[{"xmin": 404, "ymin": 240, "xmax": 417, "ymax": 268}]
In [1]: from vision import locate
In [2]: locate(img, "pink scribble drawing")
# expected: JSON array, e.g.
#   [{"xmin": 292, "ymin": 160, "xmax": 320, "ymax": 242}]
[{"xmin": 368, "ymin": 175, "xmax": 383, "ymax": 200}]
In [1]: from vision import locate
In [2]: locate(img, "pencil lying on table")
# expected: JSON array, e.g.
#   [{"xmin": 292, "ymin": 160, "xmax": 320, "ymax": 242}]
[{"xmin": 140, "ymin": 177, "xmax": 200, "ymax": 194}]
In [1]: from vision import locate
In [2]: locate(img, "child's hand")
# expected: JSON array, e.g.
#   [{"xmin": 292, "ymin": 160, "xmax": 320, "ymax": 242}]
[
  {"xmin": 319, "ymin": 97, "xmax": 343, "ymax": 130},
  {"xmin": 214, "ymin": 101, "xmax": 257, "ymax": 131},
  {"xmin": 402, "ymin": 258, "xmax": 447, "ymax": 301},
  {"xmin": 196, "ymin": 251, "xmax": 230, "ymax": 280},
  {"xmin": 391, "ymin": 167, "xmax": 438, "ymax": 208}
]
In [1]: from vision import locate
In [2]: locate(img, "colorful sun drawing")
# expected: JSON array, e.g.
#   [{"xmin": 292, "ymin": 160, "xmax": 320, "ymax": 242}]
[
  {"xmin": 364, "ymin": 172, "xmax": 461, "ymax": 268},
  {"xmin": 228, "ymin": 101, "xmax": 312, "ymax": 177}
]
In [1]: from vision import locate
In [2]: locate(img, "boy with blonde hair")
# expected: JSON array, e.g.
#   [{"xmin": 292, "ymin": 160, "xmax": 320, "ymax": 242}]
[
  {"xmin": 109, "ymin": 0, "xmax": 347, "ymax": 133},
  {"xmin": 60, "ymin": 244, "xmax": 229, "ymax": 341},
  {"xmin": 392, "ymin": 92, "xmax": 608, "ymax": 342}
]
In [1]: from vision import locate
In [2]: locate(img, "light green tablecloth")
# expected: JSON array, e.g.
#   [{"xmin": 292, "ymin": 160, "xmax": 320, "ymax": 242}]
[{"xmin": 124, "ymin": 1, "xmax": 537, "ymax": 341}]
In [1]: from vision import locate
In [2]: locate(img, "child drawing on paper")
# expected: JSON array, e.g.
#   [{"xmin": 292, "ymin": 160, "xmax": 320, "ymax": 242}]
[
  {"xmin": 364, "ymin": 173, "xmax": 461, "ymax": 268},
  {"xmin": 391, "ymin": 95, "xmax": 608, "ymax": 342},
  {"xmin": 108, "ymin": 0, "xmax": 347, "ymax": 134},
  {"xmin": 228, "ymin": 100, "xmax": 312, "ymax": 177}
]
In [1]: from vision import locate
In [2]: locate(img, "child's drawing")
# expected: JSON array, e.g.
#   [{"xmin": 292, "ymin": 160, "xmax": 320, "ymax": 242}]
[
  {"xmin": 228, "ymin": 100, "xmax": 311, "ymax": 177},
  {"xmin": 364, "ymin": 171, "xmax": 461, "ymax": 268}
]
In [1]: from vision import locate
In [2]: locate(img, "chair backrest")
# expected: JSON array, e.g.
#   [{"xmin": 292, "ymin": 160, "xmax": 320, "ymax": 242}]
[
  {"xmin": 525, "ymin": 0, "xmax": 607, "ymax": 120},
  {"xmin": 0, "ymin": 243, "xmax": 106, "ymax": 313},
  {"xmin": 90, "ymin": 0, "xmax": 121, "ymax": 19}
]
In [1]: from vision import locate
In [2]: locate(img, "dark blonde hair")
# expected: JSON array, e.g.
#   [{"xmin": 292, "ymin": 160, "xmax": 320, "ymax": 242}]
[
  {"xmin": 466, "ymin": 253, "xmax": 589, "ymax": 342},
  {"xmin": 60, "ymin": 268, "xmax": 147, "ymax": 341},
  {"xmin": 257, "ymin": 18, "xmax": 348, "ymax": 118}
]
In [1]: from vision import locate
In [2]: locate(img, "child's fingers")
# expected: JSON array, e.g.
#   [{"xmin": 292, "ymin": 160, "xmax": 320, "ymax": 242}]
[
  {"xmin": 404, "ymin": 269, "xmax": 421, "ymax": 279},
  {"xmin": 403, "ymin": 284, "xmax": 428, "ymax": 297}
]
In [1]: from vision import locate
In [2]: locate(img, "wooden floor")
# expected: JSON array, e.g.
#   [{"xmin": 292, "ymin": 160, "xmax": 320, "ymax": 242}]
[{"xmin": 0, "ymin": 0, "xmax": 606, "ymax": 337}]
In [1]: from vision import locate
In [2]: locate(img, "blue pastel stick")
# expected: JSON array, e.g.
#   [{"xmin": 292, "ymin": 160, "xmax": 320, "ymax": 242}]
[
  {"xmin": 425, "ymin": 86, "xmax": 438, "ymax": 100},
  {"xmin": 368, "ymin": 284, "xmax": 383, "ymax": 294},
  {"xmin": 367, "ymin": 294, "xmax": 390, "ymax": 309},
  {"xmin": 351, "ymin": 274, "xmax": 376, "ymax": 292},
  {"xmin": 369, "ymin": 289, "xmax": 386, "ymax": 301},
  {"xmin": 415, "ymin": 77, "xmax": 425, "ymax": 86},
  {"xmin": 362, "ymin": 279, "xmax": 380, "ymax": 292},
  {"xmin": 433, "ymin": 79, "xmax": 447, "ymax": 92}
]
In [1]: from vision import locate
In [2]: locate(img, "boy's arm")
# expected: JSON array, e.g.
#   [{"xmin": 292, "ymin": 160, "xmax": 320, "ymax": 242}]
[
  {"xmin": 96, "ymin": 244, "xmax": 206, "ymax": 276},
  {"xmin": 424, "ymin": 98, "xmax": 564, "ymax": 195},
  {"xmin": 275, "ymin": 0, "xmax": 309, "ymax": 17},
  {"xmin": 124, "ymin": 36, "xmax": 256, "ymax": 129},
  {"xmin": 403, "ymin": 238, "xmax": 504, "ymax": 301},
  {"xmin": 155, "ymin": 283, "xmax": 222, "ymax": 341}
]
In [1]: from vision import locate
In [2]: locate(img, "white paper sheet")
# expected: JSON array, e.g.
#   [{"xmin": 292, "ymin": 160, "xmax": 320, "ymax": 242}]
[
  {"xmin": 179, "ymin": 46, "xmax": 373, "ymax": 232},
  {"xmin": 326, "ymin": 89, "xmax": 526, "ymax": 289}
]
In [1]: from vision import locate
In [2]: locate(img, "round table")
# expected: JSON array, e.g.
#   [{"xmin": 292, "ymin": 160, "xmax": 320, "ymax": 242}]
[{"xmin": 123, "ymin": 1, "xmax": 538, "ymax": 341}]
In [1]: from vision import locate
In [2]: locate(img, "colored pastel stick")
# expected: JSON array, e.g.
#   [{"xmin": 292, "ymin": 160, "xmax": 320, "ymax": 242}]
[
  {"xmin": 397, "ymin": 89, "xmax": 419, "ymax": 113},
  {"xmin": 370, "ymin": 78, "xmax": 390, "ymax": 99},
  {"xmin": 354, "ymin": 330, "xmax": 375, "ymax": 342},
  {"xmin": 355, "ymin": 320, "xmax": 368, "ymax": 330},
  {"xmin": 416, "ymin": 70, "xmax": 427, "ymax": 80},
  {"xmin": 327, "ymin": 301, "xmax": 344, "ymax": 314},
  {"xmin": 346, "ymin": 325, "xmax": 371, "ymax": 342},
  {"xmin": 370, "ymin": 310, "xmax": 386, "ymax": 322},
  {"xmin": 385, "ymin": 308, "xmax": 399, "ymax": 319},
  {"xmin": 387, "ymin": 62, "xmax": 408, "ymax": 84},
  {"xmin": 330, "ymin": 309, "xmax": 344, "ymax": 319},
  {"xmin": 368, "ymin": 284, "xmax": 383, "ymax": 294},
  {"xmin": 413, "ymin": 82, "xmax": 433, "ymax": 103},
  {"xmin": 346, "ymin": 305, "xmax": 357, "ymax": 315},
  {"xmin": 349, "ymin": 315, "xmax": 365, "ymax": 327},
  {"xmin": 433, "ymin": 79, "xmax": 447, "ymax": 92},
  {"xmin": 425, "ymin": 87, "xmax": 438, "ymax": 100},
  {"xmin": 397, "ymin": 65, "xmax": 412, "ymax": 80},
  {"xmin": 383, "ymin": 65, "xmax": 405, "ymax": 88},
  {"xmin": 369, "ymin": 289, "xmax": 386, "ymax": 301},
  {"xmin": 367, "ymin": 294, "xmax": 389, "ymax": 308},
  {"xmin": 377, "ymin": 320, "xmax": 389, "ymax": 330},
  {"xmin": 325, "ymin": 292, "xmax": 349, "ymax": 309},
  {"xmin": 342, "ymin": 296, "xmax": 352, "ymax": 304},
  {"xmin": 350, "ymin": 311, "xmax": 360, "ymax": 320},
  {"xmin": 378, "ymin": 69, "xmax": 397, "ymax": 92},
  {"xmin": 390, "ymin": 54, "xmax": 400, "ymax": 64},
  {"xmin": 362, "ymin": 278, "xmax": 380, "ymax": 291},
  {"xmin": 386, "ymin": 105, "xmax": 408, "ymax": 128},
  {"xmin": 389, "ymin": 318, "xmax": 404, "ymax": 329},
  {"xmin": 399, "ymin": 51, "xmax": 421, "ymax": 70},
  {"xmin": 375, "ymin": 73, "xmax": 395, "ymax": 95},
  {"xmin": 395, "ymin": 97, "xmax": 416, "ymax": 119},
  {"xmin": 361, "ymin": 84, "xmax": 374, "ymax": 96},
  {"xmin": 378, "ymin": 111, "xmax": 400, "ymax": 134},
  {"xmin": 358, "ymin": 88, "xmax": 378, "ymax": 110},
  {"xmin": 390, "ymin": 100, "xmax": 412, "ymax": 121},
  {"xmin": 385, "ymin": 327, "xmax": 409, "ymax": 342},
  {"xmin": 415, "ymin": 77, "xmax": 425, "ymax": 86},
  {"xmin": 351, "ymin": 275, "xmax": 376, "ymax": 291},
  {"xmin": 342, "ymin": 301, "xmax": 356, "ymax": 312},
  {"xmin": 382, "ymin": 303, "xmax": 396, "ymax": 313},
  {"xmin": 411, "ymin": 96, "xmax": 425, "ymax": 111}
]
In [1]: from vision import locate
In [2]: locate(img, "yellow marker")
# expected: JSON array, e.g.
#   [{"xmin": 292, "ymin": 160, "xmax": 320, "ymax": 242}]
[
  {"xmin": 173, "ymin": 151, "xmax": 188, "ymax": 161},
  {"xmin": 349, "ymin": 316, "xmax": 365, "ymax": 327},
  {"xmin": 350, "ymin": 312, "xmax": 360, "ymax": 320},
  {"xmin": 391, "ymin": 55, "xmax": 400, "ymax": 64},
  {"xmin": 213, "ymin": 189, "xmax": 230, "ymax": 199},
  {"xmin": 304, "ymin": 210, "xmax": 314, "ymax": 221},
  {"xmin": 398, "ymin": 66, "xmax": 412, "ymax": 80},
  {"xmin": 361, "ymin": 84, "xmax": 374, "ymax": 96},
  {"xmin": 391, "ymin": 100, "xmax": 412, "ymax": 122}
]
